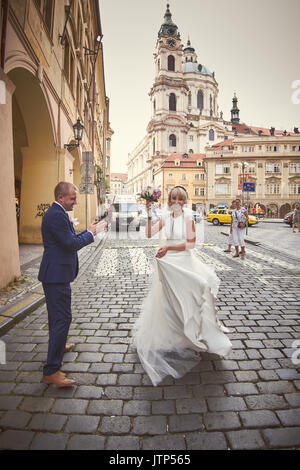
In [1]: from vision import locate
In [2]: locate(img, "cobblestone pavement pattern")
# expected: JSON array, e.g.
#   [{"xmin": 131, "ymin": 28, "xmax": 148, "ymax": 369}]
[{"xmin": 0, "ymin": 225, "xmax": 300, "ymax": 450}]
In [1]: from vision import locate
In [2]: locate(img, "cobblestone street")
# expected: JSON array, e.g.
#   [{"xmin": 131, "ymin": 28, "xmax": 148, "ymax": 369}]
[{"xmin": 0, "ymin": 224, "xmax": 300, "ymax": 450}]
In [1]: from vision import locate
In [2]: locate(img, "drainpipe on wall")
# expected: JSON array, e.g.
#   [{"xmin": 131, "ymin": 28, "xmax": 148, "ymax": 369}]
[{"xmin": 1, "ymin": 0, "xmax": 9, "ymax": 70}]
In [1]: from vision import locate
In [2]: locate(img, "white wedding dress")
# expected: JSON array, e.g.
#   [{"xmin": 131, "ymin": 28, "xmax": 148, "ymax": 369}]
[{"xmin": 132, "ymin": 210, "xmax": 232, "ymax": 386}]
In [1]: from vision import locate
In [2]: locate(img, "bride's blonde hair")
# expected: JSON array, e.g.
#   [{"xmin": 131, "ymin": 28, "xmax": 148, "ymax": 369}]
[{"xmin": 168, "ymin": 186, "xmax": 188, "ymax": 207}]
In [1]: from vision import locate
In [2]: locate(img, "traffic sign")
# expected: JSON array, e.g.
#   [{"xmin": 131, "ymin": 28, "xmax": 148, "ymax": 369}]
[
  {"xmin": 243, "ymin": 182, "xmax": 255, "ymax": 192},
  {"xmin": 79, "ymin": 183, "xmax": 94, "ymax": 194}
]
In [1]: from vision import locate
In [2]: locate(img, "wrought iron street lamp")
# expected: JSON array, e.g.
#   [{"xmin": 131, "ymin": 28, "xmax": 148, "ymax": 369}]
[{"xmin": 64, "ymin": 119, "xmax": 84, "ymax": 152}]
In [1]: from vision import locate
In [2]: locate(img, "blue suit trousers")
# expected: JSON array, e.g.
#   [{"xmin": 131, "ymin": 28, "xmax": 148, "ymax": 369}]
[{"xmin": 42, "ymin": 282, "xmax": 72, "ymax": 376}]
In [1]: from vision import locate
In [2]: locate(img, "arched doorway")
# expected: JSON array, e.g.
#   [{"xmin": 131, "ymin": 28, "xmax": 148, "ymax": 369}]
[
  {"xmin": 269, "ymin": 203, "xmax": 278, "ymax": 218},
  {"xmin": 9, "ymin": 68, "xmax": 56, "ymax": 244},
  {"xmin": 280, "ymin": 203, "xmax": 291, "ymax": 218}
]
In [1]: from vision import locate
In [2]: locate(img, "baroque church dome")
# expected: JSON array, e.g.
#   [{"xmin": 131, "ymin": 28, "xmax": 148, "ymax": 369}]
[{"xmin": 182, "ymin": 61, "xmax": 214, "ymax": 76}]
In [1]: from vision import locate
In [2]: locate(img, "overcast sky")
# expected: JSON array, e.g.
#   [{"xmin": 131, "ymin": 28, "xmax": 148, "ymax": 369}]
[{"xmin": 100, "ymin": 0, "xmax": 300, "ymax": 173}]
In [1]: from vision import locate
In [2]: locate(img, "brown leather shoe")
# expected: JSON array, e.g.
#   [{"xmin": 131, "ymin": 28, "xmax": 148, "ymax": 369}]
[
  {"xmin": 65, "ymin": 343, "xmax": 75, "ymax": 353},
  {"xmin": 42, "ymin": 371, "xmax": 76, "ymax": 387}
]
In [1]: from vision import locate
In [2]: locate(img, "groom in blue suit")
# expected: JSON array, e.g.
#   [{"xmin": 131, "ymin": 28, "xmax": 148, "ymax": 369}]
[{"xmin": 38, "ymin": 182, "xmax": 105, "ymax": 387}]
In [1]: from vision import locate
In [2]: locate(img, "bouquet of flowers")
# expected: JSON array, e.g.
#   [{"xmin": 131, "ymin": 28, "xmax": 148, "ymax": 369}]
[{"xmin": 139, "ymin": 186, "xmax": 161, "ymax": 203}]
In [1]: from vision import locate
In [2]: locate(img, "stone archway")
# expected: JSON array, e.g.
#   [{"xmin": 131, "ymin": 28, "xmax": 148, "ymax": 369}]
[
  {"xmin": 9, "ymin": 67, "xmax": 57, "ymax": 243},
  {"xmin": 269, "ymin": 203, "xmax": 278, "ymax": 218},
  {"xmin": 280, "ymin": 203, "xmax": 291, "ymax": 218}
]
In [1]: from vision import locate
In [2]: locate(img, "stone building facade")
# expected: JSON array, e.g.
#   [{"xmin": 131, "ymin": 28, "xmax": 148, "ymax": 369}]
[
  {"xmin": 0, "ymin": 0, "xmax": 112, "ymax": 288},
  {"xmin": 205, "ymin": 134, "xmax": 300, "ymax": 217}
]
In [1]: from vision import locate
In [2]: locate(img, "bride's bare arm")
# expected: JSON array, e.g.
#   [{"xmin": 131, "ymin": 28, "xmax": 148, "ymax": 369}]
[{"xmin": 146, "ymin": 201, "xmax": 164, "ymax": 238}]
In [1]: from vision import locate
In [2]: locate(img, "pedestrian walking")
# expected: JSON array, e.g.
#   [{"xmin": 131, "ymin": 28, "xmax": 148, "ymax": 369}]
[
  {"xmin": 292, "ymin": 204, "xmax": 300, "ymax": 233},
  {"xmin": 224, "ymin": 200, "xmax": 237, "ymax": 253},
  {"xmin": 38, "ymin": 182, "xmax": 107, "ymax": 387},
  {"xmin": 232, "ymin": 198, "xmax": 248, "ymax": 260}
]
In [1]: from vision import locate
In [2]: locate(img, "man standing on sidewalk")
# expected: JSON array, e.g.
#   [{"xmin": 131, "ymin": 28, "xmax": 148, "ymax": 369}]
[{"xmin": 38, "ymin": 182, "xmax": 106, "ymax": 387}]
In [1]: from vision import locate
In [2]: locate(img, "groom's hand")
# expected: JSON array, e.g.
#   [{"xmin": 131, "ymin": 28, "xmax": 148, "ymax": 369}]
[{"xmin": 89, "ymin": 219, "xmax": 108, "ymax": 236}]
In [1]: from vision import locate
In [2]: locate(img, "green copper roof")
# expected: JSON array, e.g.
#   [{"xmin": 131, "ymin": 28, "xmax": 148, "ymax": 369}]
[{"xmin": 158, "ymin": 4, "xmax": 180, "ymax": 39}]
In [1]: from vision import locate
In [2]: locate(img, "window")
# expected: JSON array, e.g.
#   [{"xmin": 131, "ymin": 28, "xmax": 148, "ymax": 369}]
[
  {"xmin": 209, "ymin": 129, "xmax": 214, "ymax": 141},
  {"xmin": 64, "ymin": 36, "xmax": 75, "ymax": 93},
  {"xmin": 188, "ymin": 91, "xmax": 192, "ymax": 107},
  {"xmin": 216, "ymin": 163, "xmax": 230, "ymax": 174},
  {"xmin": 290, "ymin": 163, "xmax": 300, "ymax": 173},
  {"xmin": 195, "ymin": 188, "xmax": 199, "ymax": 196},
  {"xmin": 248, "ymin": 163, "xmax": 256, "ymax": 174},
  {"xmin": 289, "ymin": 184, "xmax": 300, "ymax": 194},
  {"xmin": 182, "ymin": 173, "xmax": 186, "ymax": 180},
  {"xmin": 195, "ymin": 174, "xmax": 200, "ymax": 180},
  {"xmin": 169, "ymin": 134, "xmax": 176, "ymax": 147},
  {"xmin": 267, "ymin": 145, "xmax": 281, "ymax": 152},
  {"xmin": 200, "ymin": 188, "xmax": 205, "ymax": 196},
  {"xmin": 189, "ymin": 135, "xmax": 193, "ymax": 142},
  {"xmin": 35, "ymin": 0, "xmax": 54, "ymax": 35},
  {"xmin": 243, "ymin": 146, "xmax": 255, "ymax": 152},
  {"xmin": 292, "ymin": 145, "xmax": 300, "ymax": 151},
  {"xmin": 168, "ymin": 55, "xmax": 175, "ymax": 71},
  {"xmin": 76, "ymin": 72, "xmax": 82, "ymax": 114},
  {"xmin": 266, "ymin": 184, "xmax": 281, "ymax": 194},
  {"xmin": 169, "ymin": 93, "xmax": 176, "ymax": 111},
  {"xmin": 215, "ymin": 184, "xmax": 230, "ymax": 195},
  {"xmin": 197, "ymin": 90, "xmax": 203, "ymax": 110},
  {"xmin": 168, "ymin": 173, "xmax": 173, "ymax": 179},
  {"xmin": 266, "ymin": 163, "xmax": 281, "ymax": 173}
]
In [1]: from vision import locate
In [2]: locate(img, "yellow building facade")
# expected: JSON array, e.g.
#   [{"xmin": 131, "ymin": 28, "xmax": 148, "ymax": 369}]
[
  {"xmin": 0, "ymin": 0, "xmax": 112, "ymax": 288},
  {"xmin": 154, "ymin": 153, "xmax": 206, "ymax": 209}
]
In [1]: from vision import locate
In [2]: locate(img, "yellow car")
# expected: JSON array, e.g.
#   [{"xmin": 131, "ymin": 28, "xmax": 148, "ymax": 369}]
[{"xmin": 206, "ymin": 209, "xmax": 258, "ymax": 226}]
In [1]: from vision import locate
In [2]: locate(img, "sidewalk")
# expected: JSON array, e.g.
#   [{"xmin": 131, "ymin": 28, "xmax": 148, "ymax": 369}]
[{"xmin": 0, "ymin": 233, "xmax": 108, "ymax": 336}]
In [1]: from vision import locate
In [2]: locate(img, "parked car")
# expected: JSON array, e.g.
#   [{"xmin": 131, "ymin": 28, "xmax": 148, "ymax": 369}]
[
  {"xmin": 284, "ymin": 211, "xmax": 294, "ymax": 227},
  {"xmin": 206, "ymin": 209, "xmax": 258, "ymax": 226}
]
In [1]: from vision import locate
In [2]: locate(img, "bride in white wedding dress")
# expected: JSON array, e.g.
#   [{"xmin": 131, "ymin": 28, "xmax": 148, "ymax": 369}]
[{"xmin": 132, "ymin": 186, "xmax": 232, "ymax": 386}]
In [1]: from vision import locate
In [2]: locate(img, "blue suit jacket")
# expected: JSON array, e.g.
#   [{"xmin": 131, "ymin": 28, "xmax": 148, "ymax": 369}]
[{"xmin": 38, "ymin": 202, "xmax": 94, "ymax": 284}]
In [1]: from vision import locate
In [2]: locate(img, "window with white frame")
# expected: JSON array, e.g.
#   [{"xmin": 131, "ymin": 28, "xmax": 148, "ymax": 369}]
[
  {"xmin": 289, "ymin": 183, "xmax": 300, "ymax": 194},
  {"xmin": 290, "ymin": 163, "xmax": 300, "ymax": 173},
  {"xmin": 266, "ymin": 145, "xmax": 280, "ymax": 152},
  {"xmin": 189, "ymin": 135, "xmax": 193, "ymax": 141},
  {"xmin": 248, "ymin": 163, "xmax": 256, "ymax": 174},
  {"xmin": 182, "ymin": 173, "xmax": 186, "ymax": 180},
  {"xmin": 216, "ymin": 163, "xmax": 230, "ymax": 174},
  {"xmin": 243, "ymin": 146, "xmax": 255, "ymax": 152},
  {"xmin": 266, "ymin": 163, "xmax": 281, "ymax": 173},
  {"xmin": 195, "ymin": 174, "xmax": 200, "ymax": 180},
  {"xmin": 195, "ymin": 188, "xmax": 200, "ymax": 196},
  {"xmin": 266, "ymin": 184, "xmax": 281, "ymax": 194},
  {"xmin": 215, "ymin": 184, "xmax": 230, "ymax": 194},
  {"xmin": 200, "ymin": 188, "xmax": 205, "ymax": 196},
  {"xmin": 291, "ymin": 146, "xmax": 300, "ymax": 151}
]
